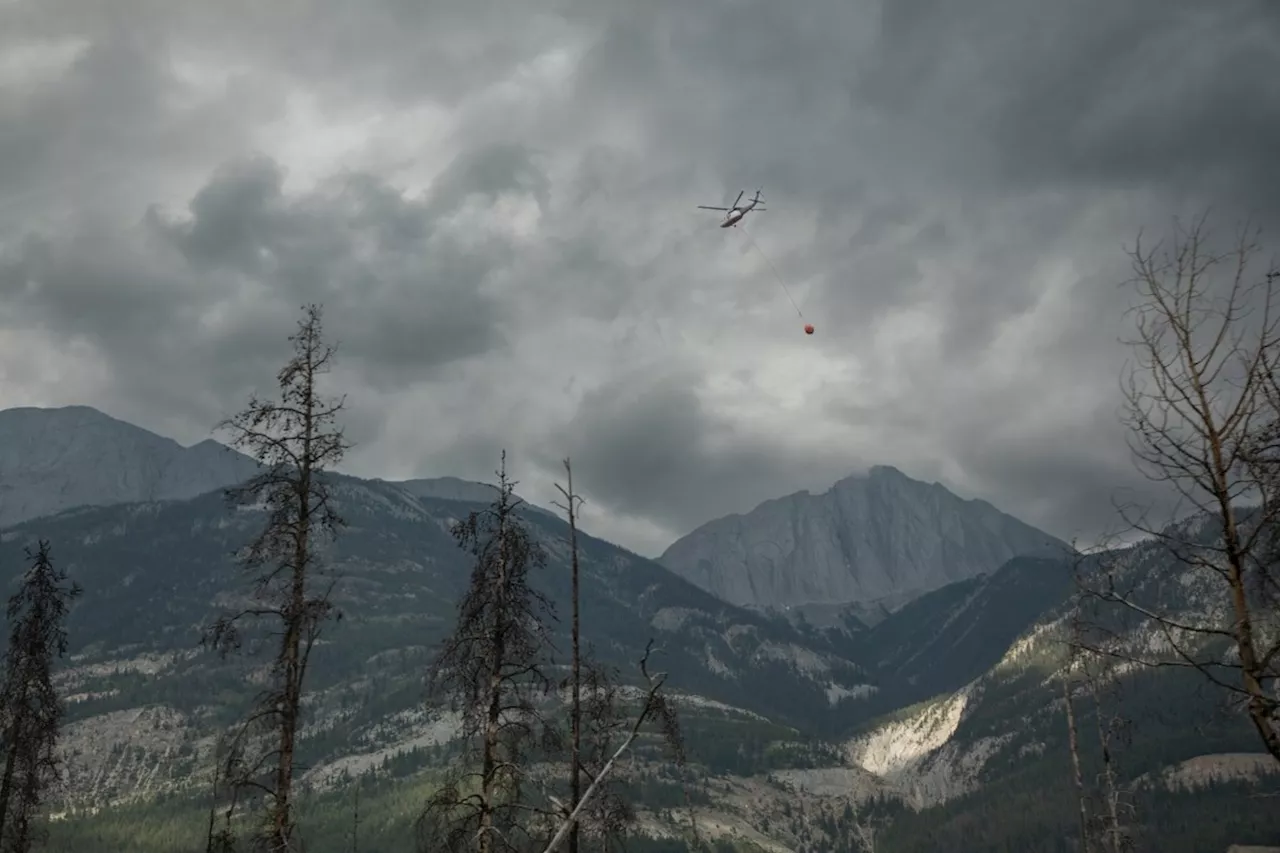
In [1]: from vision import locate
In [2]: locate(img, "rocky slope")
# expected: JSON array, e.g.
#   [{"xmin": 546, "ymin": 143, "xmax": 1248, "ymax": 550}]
[
  {"xmin": 659, "ymin": 465, "xmax": 1068, "ymax": 611},
  {"xmin": 0, "ymin": 405, "xmax": 259, "ymax": 527},
  {"xmin": 838, "ymin": 520, "xmax": 1280, "ymax": 852}
]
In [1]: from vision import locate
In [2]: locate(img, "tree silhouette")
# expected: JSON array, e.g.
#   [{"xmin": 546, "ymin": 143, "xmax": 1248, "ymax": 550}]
[
  {"xmin": 205, "ymin": 303, "xmax": 351, "ymax": 851},
  {"xmin": 0, "ymin": 540, "xmax": 81, "ymax": 853}
]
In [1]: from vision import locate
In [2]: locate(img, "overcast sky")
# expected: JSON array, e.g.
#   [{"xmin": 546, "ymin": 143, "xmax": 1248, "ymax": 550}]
[{"xmin": 1, "ymin": 0, "xmax": 1277, "ymax": 557}]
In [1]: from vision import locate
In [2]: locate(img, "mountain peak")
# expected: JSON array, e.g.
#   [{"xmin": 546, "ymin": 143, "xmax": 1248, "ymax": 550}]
[
  {"xmin": 0, "ymin": 405, "xmax": 259, "ymax": 528},
  {"xmin": 659, "ymin": 466, "xmax": 1065, "ymax": 611},
  {"xmin": 1, "ymin": 403, "xmax": 152, "ymax": 430}
]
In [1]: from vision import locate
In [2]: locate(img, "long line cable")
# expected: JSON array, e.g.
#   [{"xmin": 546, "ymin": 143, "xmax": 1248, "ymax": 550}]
[{"xmin": 740, "ymin": 223, "xmax": 804, "ymax": 319}]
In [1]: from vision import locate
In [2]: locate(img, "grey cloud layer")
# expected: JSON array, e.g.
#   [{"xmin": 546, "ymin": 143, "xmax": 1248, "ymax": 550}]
[{"xmin": 0, "ymin": 0, "xmax": 1277, "ymax": 555}]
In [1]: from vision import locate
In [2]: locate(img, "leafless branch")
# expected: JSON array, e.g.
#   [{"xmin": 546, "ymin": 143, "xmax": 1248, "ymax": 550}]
[{"xmin": 1079, "ymin": 215, "xmax": 1280, "ymax": 763}]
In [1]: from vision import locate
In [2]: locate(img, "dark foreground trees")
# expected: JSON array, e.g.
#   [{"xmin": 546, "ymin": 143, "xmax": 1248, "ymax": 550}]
[
  {"xmin": 0, "ymin": 540, "xmax": 81, "ymax": 853},
  {"xmin": 205, "ymin": 303, "xmax": 351, "ymax": 851},
  {"xmin": 420, "ymin": 453, "xmax": 683, "ymax": 853},
  {"xmin": 1079, "ymin": 215, "xmax": 1280, "ymax": 764}
]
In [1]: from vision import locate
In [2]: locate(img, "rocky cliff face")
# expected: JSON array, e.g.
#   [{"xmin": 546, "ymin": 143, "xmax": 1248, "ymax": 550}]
[
  {"xmin": 658, "ymin": 465, "xmax": 1067, "ymax": 609},
  {"xmin": 0, "ymin": 405, "xmax": 259, "ymax": 528}
]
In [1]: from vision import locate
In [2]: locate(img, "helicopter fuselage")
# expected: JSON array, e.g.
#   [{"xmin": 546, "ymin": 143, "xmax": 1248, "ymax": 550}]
[{"xmin": 698, "ymin": 190, "xmax": 763, "ymax": 226}]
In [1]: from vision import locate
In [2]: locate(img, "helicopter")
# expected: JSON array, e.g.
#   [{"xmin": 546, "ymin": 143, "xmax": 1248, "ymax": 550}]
[
  {"xmin": 694, "ymin": 187, "xmax": 813, "ymax": 335},
  {"xmin": 697, "ymin": 189, "xmax": 765, "ymax": 228}
]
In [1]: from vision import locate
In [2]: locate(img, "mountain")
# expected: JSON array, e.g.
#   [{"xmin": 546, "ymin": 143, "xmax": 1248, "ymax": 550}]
[
  {"xmin": 0, "ymin": 405, "xmax": 259, "ymax": 527},
  {"xmin": 0, "ymin": 405, "xmax": 548, "ymax": 528},
  {"xmin": 2, "ymin": 406, "xmax": 1276, "ymax": 852},
  {"xmin": 659, "ymin": 465, "xmax": 1068, "ymax": 611},
  {"xmin": 0, "ymin": 471, "xmax": 880, "ymax": 805},
  {"xmin": 24, "ymin": 487, "xmax": 1277, "ymax": 853}
]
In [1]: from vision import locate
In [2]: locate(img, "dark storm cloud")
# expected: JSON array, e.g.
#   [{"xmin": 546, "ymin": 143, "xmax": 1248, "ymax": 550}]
[
  {"xmin": 157, "ymin": 149, "xmax": 548, "ymax": 389},
  {"xmin": 859, "ymin": 0, "xmax": 1280, "ymax": 195},
  {"xmin": 4, "ymin": 0, "xmax": 587, "ymax": 111},
  {"xmin": 426, "ymin": 144, "xmax": 551, "ymax": 217},
  {"xmin": 0, "ymin": 149, "xmax": 530, "ymax": 425},
  {"xmin": 535, "ymin": 0, "xmax": 1279, "ymax": 545},
  {"xmin": 2, "ymin": 0, "xmax": 1278, "ymax": 556},
  {"xmin": 532, "ymin": 368, "xmax": 853, "ymax": 533},
  {"xmin": 0, "ymin": 14, "xmax": 276, "ymax": 229}
]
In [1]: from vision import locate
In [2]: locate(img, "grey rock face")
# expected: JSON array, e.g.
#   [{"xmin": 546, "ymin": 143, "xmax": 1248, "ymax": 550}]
[
  {"xmin": 0, "ymin": 405, "xmax": 259, "ymax": 528},
  {"xmin": 658, "ymin": 465, "xmax": 1067, "ymax": 609}
]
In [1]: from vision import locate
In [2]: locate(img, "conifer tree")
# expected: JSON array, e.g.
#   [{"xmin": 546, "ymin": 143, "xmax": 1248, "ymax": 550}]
[{"xmin": 0, "ymin": 540, "xmax": 80, "ymax": 853}]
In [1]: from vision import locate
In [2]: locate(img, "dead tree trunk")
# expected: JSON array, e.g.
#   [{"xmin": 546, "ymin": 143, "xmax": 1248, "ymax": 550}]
[
  {"xmin": 205, "ymin": 303, "xmax": 350, "ymax": 852},
  {"xmin": 553, "ymin": 460, "xmax": 584, "ymax": 853},
  {"xmin": 1084, "ymin": 660, "xmax": 1132, "ymax": 853},
  {"xmin": 538, "ymin": 641, "xmax": 684, "ymax": 853},
  {"xmin": 1063, "ymin": 670, "xmax": 1093, "ymax": 853}
]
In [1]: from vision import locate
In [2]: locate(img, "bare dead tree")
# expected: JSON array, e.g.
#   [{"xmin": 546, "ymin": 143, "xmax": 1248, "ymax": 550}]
[
  {"xmin": 417, "ymin": 451, "xmax": 560, "ymax": 853},
  {"xmin": 1082, "ymin": 660, "xmax": 1134, "ymax": 853},
  {"xmin": 0, "ymin": 540, "xmax": 80, "ymax": 853},
  {"xmin": 1068, "ymin": 541, "xmax": 1140, "ymax": 853},
  {"xmin": 1063, "ymin": 606, "xmax": 1094, "ymax": 853},
  {"xmin": 1069, "ymin": 596, "xmax": 1135, "ymax": 853},
  {"xmin": 538, "ymin": 639, "xmax": 684, "ymax": 853},
  {"xmin": 570, "ymin": 660, "xmax": 632, "ymax": 852},
  {"xmin": 551, "ymin": 460, "xmax": 585, "ymax": 853},
  {"xmin": 204, "ymin": 303, "xmax": 351, "ymax": 851},
  {"xmin": 550, "ymin": 459, "xmax": 687, "ymax": 853},
  {"xmin": 348, "ymin": 775, "xmax": 361, "ymax": 853},
  {"xmin": 1076, "ymin": 214, "xmax": 1280, "ymax": 764},
  {"xmin": 205, "ymin": 734, "xmax": 240, "ymax": 853},
  {"xmin": 550, "ymin": 458, "xmax": 588, "ymax": 853}
]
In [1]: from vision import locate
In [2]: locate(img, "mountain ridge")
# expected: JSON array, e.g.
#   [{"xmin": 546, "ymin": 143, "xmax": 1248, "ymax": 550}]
[
  {"xmin": 0, "ymin": 405, "xmax": 554, "ymax": 530},
  {"xmin": 0, "ymin": 405, "xmax": 261, "ymax": 528},
  {"xmin": 2, "ymin": 405, "xmax": 1276, "ymax": 851}
]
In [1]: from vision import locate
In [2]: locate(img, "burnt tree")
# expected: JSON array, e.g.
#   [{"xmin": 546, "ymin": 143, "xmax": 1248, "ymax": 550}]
[
  {"xmin": 206, "ymin": 303, "xmax": 350, "ymax": 851},
  {"xmin": 418, "ymin": 452, "xmax": 560, "ymax": 853},
  {"xmin": 549, "ymin": 459, "xmax": 685, "ymax": 853},
  {"xmin": 538, "ymin": 638, "xmax": 683, "ymax": 853},
  {"xmin": 0, "ymin": 540, "xmax": 80, "ymax": 853},
  {"xmin": 552, "ymin": 460, "xmax": 585, "ymax": 853},
  {"xmin": 1062, "ymin": 603, "xmax": 1093, "ymax": 853}
]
